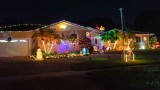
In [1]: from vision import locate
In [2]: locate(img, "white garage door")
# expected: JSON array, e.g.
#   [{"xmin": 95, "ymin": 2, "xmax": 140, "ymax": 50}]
[{"xmin": 0, "ymin": 39, "xmax": 29, "ymax": 57}]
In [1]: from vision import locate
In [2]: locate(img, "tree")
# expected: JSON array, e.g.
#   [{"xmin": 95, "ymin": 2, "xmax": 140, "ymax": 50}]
[
  {"xmin": 149, "ymin": 36, "xmax": 158, "ymax": 48},
  {"xmin": 101, "ymin": 29, "xmax": 121, "ymax": 49},
  {"xmin": 32, "ymin": 27, "xmax": 61, "ymax": 54}
]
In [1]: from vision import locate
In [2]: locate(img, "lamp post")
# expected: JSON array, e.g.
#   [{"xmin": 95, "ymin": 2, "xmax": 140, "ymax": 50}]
[{"xmin": 119, "ymin": 8, "xmax": 125, "ymax": 60}]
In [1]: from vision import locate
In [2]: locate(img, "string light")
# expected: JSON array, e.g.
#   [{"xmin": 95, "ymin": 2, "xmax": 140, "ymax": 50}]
[
  {"xmin": 0, "ymin": 20, "xmax": 99, "ymax": 32},
  {"xmin": 0, "ymin": 24, "xmax": 46, "ymax": 32}
]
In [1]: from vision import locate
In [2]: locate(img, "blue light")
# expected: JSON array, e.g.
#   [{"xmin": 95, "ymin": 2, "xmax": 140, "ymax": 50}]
[{"xmin": 82, "ymin": 48, "xmax": 87, "ymax": 55}]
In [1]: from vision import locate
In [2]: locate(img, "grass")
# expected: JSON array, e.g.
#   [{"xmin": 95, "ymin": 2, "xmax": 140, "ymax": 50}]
[
  {"xmin": 91, "ymin": 57, "xmax": 108, "ymax": 61},
  {"xmin": 71, "ymin": 49, "xmax": 160, "ymax": 71},
  {"xmin": 71, "ymin": 56, "xmax": 160, "ymax": 71},
  {"xmin": 88, "ymin": 65, "xmax": 160, "ymax": 89}
]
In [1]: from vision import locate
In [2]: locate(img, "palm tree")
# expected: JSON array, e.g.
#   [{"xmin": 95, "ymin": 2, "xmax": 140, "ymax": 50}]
[
  {"xmin": 100, "ymin": 31, "xmax": 111, "ymax": 49},
  {"xmin": 32, "ymin": 27, "xmax": 61, "ymax": 53},
  {"xmin": 100, "ymin": 29, "xmax": 121, "ymax": 49},
  {"xmin": 111, "ymin": 29, "xmax": 121, "ymax": 49}
]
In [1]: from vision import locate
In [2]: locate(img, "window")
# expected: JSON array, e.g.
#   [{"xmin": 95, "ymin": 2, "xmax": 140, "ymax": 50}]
[
  {"xmin": 95, "ymin": 39, "xmax": 97, "ymax": 44},
  {"xmin": 136, "ymin": 37, "xmax": 140, "ymax": 43}
]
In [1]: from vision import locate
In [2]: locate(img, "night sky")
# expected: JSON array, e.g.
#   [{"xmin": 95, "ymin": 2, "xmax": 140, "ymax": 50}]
[{"xmin": 1, "ymin": 0, "xmax": 160, "ymax": 25}]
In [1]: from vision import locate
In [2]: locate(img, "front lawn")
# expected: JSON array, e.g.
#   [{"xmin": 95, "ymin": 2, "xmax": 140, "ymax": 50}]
[
  {"xmin": 71, "ymin": 57, "xmax": 160, "ymax": 71},
  {"xmin": 71, "ymin": 50, "xmax": 160, "ymax": 70},
  {"xmin": 88, "ymin": 65, "xmax": 160, "ymax": 89}
]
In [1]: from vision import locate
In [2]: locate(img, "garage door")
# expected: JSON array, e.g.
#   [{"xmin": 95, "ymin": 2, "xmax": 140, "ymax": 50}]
[{"xmin": 0, "ymin": 39, "xmax": 29, "ymax": 57}]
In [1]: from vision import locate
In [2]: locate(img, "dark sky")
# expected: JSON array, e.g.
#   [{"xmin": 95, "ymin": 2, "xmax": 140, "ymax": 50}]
[{"xmin": 1, "ymin": 0, "xmax": 160, "ymax": 24}]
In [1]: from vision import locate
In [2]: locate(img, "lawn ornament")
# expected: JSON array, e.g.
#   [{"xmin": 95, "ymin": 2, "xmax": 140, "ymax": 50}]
[{"xmin": 36, "ymin": 48, "xmax": 43, "ymax": 60}]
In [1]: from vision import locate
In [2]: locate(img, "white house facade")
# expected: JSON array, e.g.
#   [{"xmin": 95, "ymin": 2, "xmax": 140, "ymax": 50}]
[{"xmin": 0, "ymin": 20, "xmax": 155, "ymax": 57}]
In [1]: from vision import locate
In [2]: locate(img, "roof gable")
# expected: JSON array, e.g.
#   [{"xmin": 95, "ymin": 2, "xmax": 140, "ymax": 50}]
[{"xmin": 46, "ymin": 20, "xmax": 97, "ymax": 31}]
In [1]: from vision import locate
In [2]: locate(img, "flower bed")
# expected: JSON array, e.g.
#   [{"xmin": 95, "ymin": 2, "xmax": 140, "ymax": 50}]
[{"xmin": 44, "ymin": 53, "xmax": 83, "ymax": 59}]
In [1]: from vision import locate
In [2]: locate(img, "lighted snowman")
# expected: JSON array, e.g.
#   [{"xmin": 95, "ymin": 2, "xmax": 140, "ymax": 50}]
[{"xmin": 36, "ymin": 48, "xmax": 43, "ymax": 60}]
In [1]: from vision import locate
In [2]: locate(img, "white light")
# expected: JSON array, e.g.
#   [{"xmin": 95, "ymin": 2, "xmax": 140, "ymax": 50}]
[
  {"xmin": 0, "ymin": 40, "xmax": 8, "ymax": 42},
  {"xmin": 142, "ymin": 46, "xmax": 145, "ymax": 49},
  {"xmin": 140, "ymin": 45, "xmax": 145, "ymax": 49},
  {"xmin": 19, "ymin": 40, "xmax": 28, "ymax": 42},
  {"xmin": 10, "ymin": 40, "xmax": 18, "ymax": 42},
  {"xmin": 60, "ymin": 24, "xmax": 67, "ymax": 29}
]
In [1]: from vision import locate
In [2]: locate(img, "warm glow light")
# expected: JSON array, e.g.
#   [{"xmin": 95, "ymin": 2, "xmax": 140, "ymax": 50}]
[
  {"xmin": 36, "ymin": 48, "xmax": 43, "ymax": 60},
  {"xmin": 99, "ymin": 26, "xmax": 105, "ymax": 30},
  {"xmin": 60, "ymin": 24, "xmax": 67, "ymax": 29},
  {"xmin": 123, "ymin": 43, "xmax": 135, "ymax": 62},
  {"xmin": 41, "ymin": 40, "xmax": 46, "ymax": 52},
  {"xmin": 96, "ymin": 25, "xmax": 105, "ymax": 30},
  {"xmin": 86, "ymin": 32, "xmax": 90, "ymax": 37},
  {"xmin": 93, "ymin": 46, "xmax": 98, "ymax": 51},
  {"xmin": 113, "ymin": 41, "xmax": 117, "ymax": 49},
  {"xmin": 143, "ymin": 37, "xmax": 147, "ymax": 41}
]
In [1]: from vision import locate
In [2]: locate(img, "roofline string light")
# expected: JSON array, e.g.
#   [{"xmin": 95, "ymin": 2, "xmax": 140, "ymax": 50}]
[
  {"xmin": 0, "ymin": 24, "xmax": 46, "ymax": 32},
  {"xmin": 0, "ymin": 20, "xmax": 99, "ymax": 33}
]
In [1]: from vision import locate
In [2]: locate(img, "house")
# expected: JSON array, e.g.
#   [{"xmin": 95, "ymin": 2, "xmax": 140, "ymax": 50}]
[
  {"xmin": 0, "ymin": 20, "xmax": 155, "ymax": 57},
  {"xmin": 103, "ymin": 30, "xmax": 155, "ymax": 50},
  {"xmin": 0, "ymin": 20, "xmax": 103, "ymax": 57},
  {"xmin": 33, "ymin": 20, "xmax": 103, "ymax": 54},
  {"xmin": 133, "ymin": 31, "xmax": 154, "ymax": 49}
]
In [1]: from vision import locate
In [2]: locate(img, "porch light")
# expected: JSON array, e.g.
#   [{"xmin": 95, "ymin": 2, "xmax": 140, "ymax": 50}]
[
  {"xmin": 143, "ymin": 37, "xmax": 147, "ymax": 41},
  {"xmin": 60, "ymin": 24, "xmax": 67, "ymax": 29}
]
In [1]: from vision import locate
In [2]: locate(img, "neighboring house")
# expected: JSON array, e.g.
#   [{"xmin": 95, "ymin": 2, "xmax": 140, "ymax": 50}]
[
  {"xmin": 103, "ymin": 30, "xmax": 155, "ymax": 50},
  {"xmin": 0, "ymin": 20, "xmax": 155, "ymax": 57},
  {"xmin": 134, "ymin": 31, "xmax": 154, "ymax": 49}
]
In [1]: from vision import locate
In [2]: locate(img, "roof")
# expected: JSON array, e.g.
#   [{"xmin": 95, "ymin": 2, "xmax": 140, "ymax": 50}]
[
  {"xmin": 0, "ymin": 20, "xmax": 100, "ymax": 32},
  {"xmin": 42, "ymin": 20, "xmax": 99, "ymax": 31},
  {"xmin": 133, "ymin": 31, "xmax": 154, "ymax": 35},
  {"xmin": 101, "ymin": 29, "xmax": 154, "ymax": 35},
  {"xmin": 0, "ymin": 24, "xmax": 45, "ymax": 32}
]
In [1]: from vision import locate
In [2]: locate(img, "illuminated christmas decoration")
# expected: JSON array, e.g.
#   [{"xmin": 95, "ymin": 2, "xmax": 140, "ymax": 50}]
[
  {"xmin": 100, "ymin": 26, "xmax": 105, "ymax": 31},
  {"xmin": 96, "ymin": 25, "xmax": 105, "ymax": 31},
  {"xmin": 36, "ymin": 48, "xmax": 43, "ymax": 60},
  {"xmin": 86, "ymin": 32, "xmax": 90, "ymax": 37},
  {"xmin": 0, "ymin": 40, "xmax": 8, "ymax": 42},
  {"xmin": 0, "ymin": 24, "xmax": 45, "ymax": 32},
  {"xmin": 31, "ymin": 49, "xmax": 44, "ymax": 60},
  {"xmin": 122, "ymin": 39, "xmax": 135, "ymax": 62},
  {"xmin": 93, "ymin": 46, "xmax": 98, "ymax": 52},
  {"xmin": 82, "ymin": 48, "xmax": 87, "ymax": 55},
  {"xmin": 0, "ymin": 20, "xmax": 95, "ymax": 33}
]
